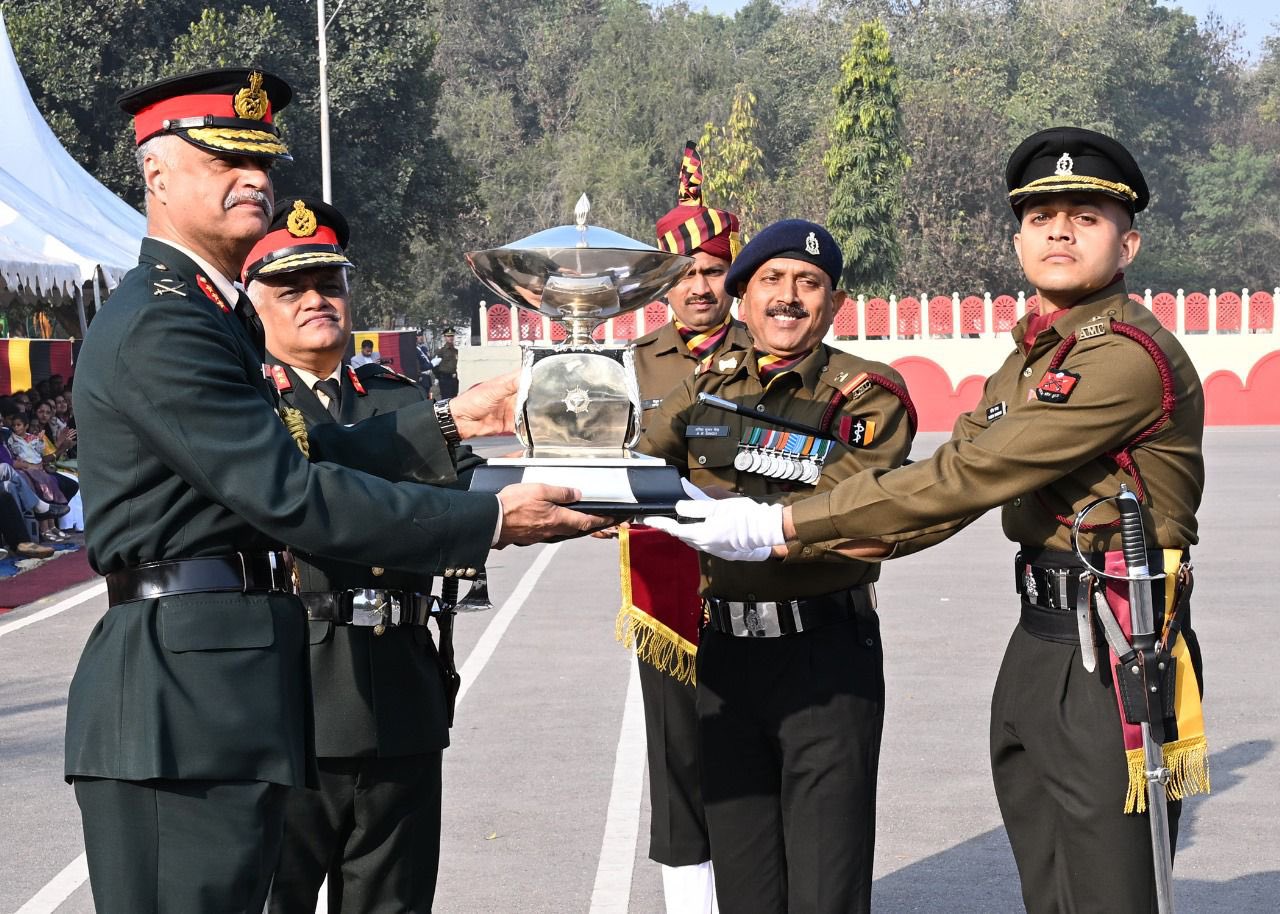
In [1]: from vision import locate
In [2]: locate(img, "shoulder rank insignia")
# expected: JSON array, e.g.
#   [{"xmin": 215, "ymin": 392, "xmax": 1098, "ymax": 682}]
[
  {"xmin": 835, "ymin": 371, "xmax": 872, "ymax": 400},
  {"xmin": 1077, "ymin": 321, "xmax": 1108, "ymax": 340},
  {"xmin": 152, "ymin": 278, "xmax": 186, "ymax": 298},
  {"xmin": 1035, "ymin": 369, "xmax": 1080, "ymax": 404},
  {"xmin": 195, "ymin": 274, "xmax": 229, "ymax": 312},
  {"xmin": 268, "ymin": 364, "xmax": 292, "ymax": 393},
  {"xmin": 346, "ymin": 365, "xmax": 368, "ymax": 396}
]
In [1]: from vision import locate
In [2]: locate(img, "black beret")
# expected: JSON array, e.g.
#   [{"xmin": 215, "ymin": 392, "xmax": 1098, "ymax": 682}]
[
  {"xmin": 242, "ymin": 197, "xmax": 354, "ymax": 284},
  {"xmin": 723, "ymin": 219, "xmax": 843, "ymax": 297},
  {"xmin": 1006, "ymin": 126, "xmax": 1148, "ymax": 215},
  {"xmin": 118, "ymin": 66, "xmax": 293, "ymax": 161}
]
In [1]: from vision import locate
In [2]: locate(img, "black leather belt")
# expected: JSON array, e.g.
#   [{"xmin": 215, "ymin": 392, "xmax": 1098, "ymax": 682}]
[
  {"xmin": 106, "ymin": 551, "xmax": 296, "ymax": 606},
  {"xmin": 300, "ymin": 589, "xmax": 437, "ymax": 627},
  {"xmin": 1014, "ymin": 548, "xmax": 1185, "ymax": 644},
  {"xmin": 705, "ymin": 583, "xmax": 876, "ymax": 638}
]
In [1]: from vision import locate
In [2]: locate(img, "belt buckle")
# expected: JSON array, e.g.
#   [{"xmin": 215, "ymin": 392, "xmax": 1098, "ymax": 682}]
[
  {"xmin": 265, "ymin": 551, "xmax": 298, "ymax": 594},
  {"xmin": 351, "ymin": 589, "xmax": 391, "ymax": 628},
  {"xmin": 732, "ymin": 601, "xmax": 782, "ymax": 637}
]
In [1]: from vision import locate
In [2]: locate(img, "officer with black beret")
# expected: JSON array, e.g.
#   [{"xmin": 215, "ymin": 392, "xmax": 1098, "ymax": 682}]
[
  {"xmin": 653, "ymin": 128, "xmax": 1209, "ymax": 913},
  {"xmin": 70, "ymin": 67, "xmax": 603, "ymax": 913},
  {"xmin": 646, "ymin": 218, "xmax": 917, "ymax": 914}
]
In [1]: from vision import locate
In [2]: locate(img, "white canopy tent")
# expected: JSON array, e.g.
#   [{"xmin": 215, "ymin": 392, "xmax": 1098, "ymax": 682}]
[{"xmin": 0, "ymin": 8, "xmax": 143, "ymax": 302}]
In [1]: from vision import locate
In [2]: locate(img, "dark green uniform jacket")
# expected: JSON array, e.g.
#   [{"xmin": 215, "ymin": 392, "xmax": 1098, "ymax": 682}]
[
  {"xmin": 67, "ymin": 239, "xmax": 499, "ymax": 787},
  {"xmin": 789, "ymin": 281, "xmax": 1204, "ymax": 555},
  {"xmin": 273, "ymin": 361, "xmax": 468, "ymax": 758},
  {"xmin": 642, "ymin": 344, "xmax": 915, "ymax": 601}
]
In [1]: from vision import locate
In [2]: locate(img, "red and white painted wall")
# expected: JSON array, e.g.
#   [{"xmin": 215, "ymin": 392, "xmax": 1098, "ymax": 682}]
[{"xmin": 470, "ymin": 287, "xmax": 1280, "ymax": 430}]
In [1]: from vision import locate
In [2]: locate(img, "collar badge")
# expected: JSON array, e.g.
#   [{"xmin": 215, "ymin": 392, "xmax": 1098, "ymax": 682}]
[{"xmin": 718, "ymin": 356, "xmax": 739, "ymax": 372}]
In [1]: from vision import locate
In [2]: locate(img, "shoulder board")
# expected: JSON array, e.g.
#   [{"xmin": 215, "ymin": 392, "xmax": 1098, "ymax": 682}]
[
  {"xmin": 149, "ymin": 264, "xmax": 190, "ymax": 302},
  {"xmin": 1076, "ymin": 317, "xmax": 1110, "ymax": 341}
]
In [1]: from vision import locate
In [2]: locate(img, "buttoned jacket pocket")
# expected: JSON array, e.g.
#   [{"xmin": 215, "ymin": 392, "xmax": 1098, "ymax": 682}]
[{"xmin": 159, "ymin": 592, "xmax": 276, "ymax": 652}]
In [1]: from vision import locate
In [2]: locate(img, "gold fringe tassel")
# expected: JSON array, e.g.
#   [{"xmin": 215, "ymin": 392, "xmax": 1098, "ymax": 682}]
[
  {"xmin": 1123, "ymin": 735, "xmax": 1212, "ymax": 814},
  {"xmin": 280, "ymin": 406, "xmax": 311, "ymax": 459},
  {"xmin": 617, "ymin": 524, "xmax": 698, "ymax": 684},
  {"xmin": 615, "ymin": 605, "xmax": 698, "ymax": 685}
]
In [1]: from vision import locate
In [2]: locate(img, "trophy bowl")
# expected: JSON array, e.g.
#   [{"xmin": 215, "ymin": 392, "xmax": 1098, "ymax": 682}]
[{"xmin": 464, "ymin": 195, "xmax": 692, "ymax": 516}]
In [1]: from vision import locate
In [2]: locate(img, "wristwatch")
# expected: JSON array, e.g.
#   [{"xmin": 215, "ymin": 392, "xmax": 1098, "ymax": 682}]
[{"xmin": 434, "ymin": 398, "xmax": 461, "ymax": 446}]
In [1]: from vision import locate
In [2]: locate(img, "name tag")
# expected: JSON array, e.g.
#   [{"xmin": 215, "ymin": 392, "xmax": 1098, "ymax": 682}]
[
  {"xmin": 642, "ymin": 398, "xmax": 663, "ymax": 410},
  {"xmin": 986, "ymin": 401, "xmax": 1007, "ymax": 423},
  {"xmin": 686, "ymin": 425, "xmax": 730, "ymax": 438}
]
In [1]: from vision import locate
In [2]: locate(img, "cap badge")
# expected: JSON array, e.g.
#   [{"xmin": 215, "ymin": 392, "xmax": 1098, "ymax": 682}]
[
  {"xmin": 1055, "ymin": 152, "xmax": 1074, "ymax": 176},
  {"xmin": 287, "ymin": 200, "xmax": 318, "ymax": 238},
  {"xmin": 804, "ymin": 231, "xmax": 820, "ymax": 255},
  {"xmin": 233, "ymin": 71, "xmax": 270, "ymax": 121}
]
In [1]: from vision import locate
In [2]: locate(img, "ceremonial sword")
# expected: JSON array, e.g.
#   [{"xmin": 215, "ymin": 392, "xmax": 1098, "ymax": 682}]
[{"xmin": 1073, "ymin": 485, "xmax": 1177, "ymax": 913}]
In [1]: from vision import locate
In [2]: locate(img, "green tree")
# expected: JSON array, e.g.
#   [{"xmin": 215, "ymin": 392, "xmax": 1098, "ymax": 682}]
[
  {"xmin": 824, "ymin": 19, "xmax": 908, "ymax": 295},
  {"xmin": 698, "ymin": 85, "xmax": 765, "ymax": 230}
]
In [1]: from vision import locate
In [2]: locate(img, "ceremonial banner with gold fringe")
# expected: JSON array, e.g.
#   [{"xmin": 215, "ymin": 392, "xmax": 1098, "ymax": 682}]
[
  {"xmin": 616, "ymin": 524, "xmax": 703, "ymax": 685},
  {"xmin": 1103, "ymin": 548, "xmax": 1210, "ymax": 813}
]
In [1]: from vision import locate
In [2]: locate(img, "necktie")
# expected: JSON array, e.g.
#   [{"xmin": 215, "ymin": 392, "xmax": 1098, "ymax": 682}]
[
  {"xmin": 236, "ymin": 292, "xmax": 266, "ymax": 358},
  {"xmin": 313, "ymin": 378, "xmax": 341, "ymax": 418}
]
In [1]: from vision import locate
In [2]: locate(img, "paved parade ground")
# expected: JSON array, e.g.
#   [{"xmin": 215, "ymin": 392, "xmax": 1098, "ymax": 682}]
[{"xmin": 1, "ymin": 427, "xmax": 1277, "ymax": 913}]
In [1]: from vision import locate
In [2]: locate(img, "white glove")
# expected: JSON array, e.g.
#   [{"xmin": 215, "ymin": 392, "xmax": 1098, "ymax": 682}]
[{"xmin": 647, "ymin": 496, "xmax": 784, "ymax": 562}]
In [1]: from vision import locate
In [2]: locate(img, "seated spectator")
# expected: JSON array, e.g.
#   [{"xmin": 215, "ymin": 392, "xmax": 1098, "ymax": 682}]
[
  {"xmin": 0, "ymin": 492, "xmax": 55, "ymax": 560},
  {"xmin": 34, "ymin": 399, "xmax": 77, "ymax": 465},
  {"xmin": 54, "ymin": 392, "xmax": 75, "ymax": 431},
  {"xmin": 3, "ymin": 414, "xmax": 71, "ymax": 542}
]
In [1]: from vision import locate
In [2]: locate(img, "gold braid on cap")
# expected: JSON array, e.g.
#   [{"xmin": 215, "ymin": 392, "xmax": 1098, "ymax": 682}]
[
  {"xmin": 1009, "ymin": 174, "xmax": 1137, "ymax": 202},
  {"xmin": 280, "ymin": 406, "xmax": 311, "ymax": 458},
  {"xmin": 185, "ymin": 127, "xmax": 288, "ymax": 155}
]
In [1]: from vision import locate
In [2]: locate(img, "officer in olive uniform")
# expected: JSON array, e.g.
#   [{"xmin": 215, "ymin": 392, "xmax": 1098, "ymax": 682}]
[
  {"xmin": 241, "ymin": 198, "xmax": 463, "ymax": 913},
  {"xmin": 434, "ymin": 328, "xmax": 460, "ymax": 397},
  {"xmin": 69, "ymin": 68, "xmax": 600, "ymax": 914},
  {"xmin": 645, "ymin": 220, "xmax": 917, "ymax": 914},
  {"xmin": 655, "ymin": 130, "xmax": 1208, "ymax": 914},
  {"xmin": 625, "ymin": 142, "xmax": 751, "ymax": 914}
]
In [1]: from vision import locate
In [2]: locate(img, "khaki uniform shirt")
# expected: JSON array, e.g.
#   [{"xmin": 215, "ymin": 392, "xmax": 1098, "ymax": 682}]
[
  {"xmin": 642, "ymin": 344, "xmax": 915, "ymax": 601},
  {"xmin": 630, "ymin": 320, "xmax": 752, "ymax": 425},
  {"xmin": 790, "ymin": 281, "xmax": 1204, "ymax": 555},
  {"xmin": 436, "ymin": 343, "xmax": 459, "ymax": 375}
]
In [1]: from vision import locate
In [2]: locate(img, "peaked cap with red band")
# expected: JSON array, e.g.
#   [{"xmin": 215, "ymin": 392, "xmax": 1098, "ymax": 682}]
[
  {"xmin": 654, "ymin": 141, "xmax": 740, "ymax": 263},
  {"xmin": 118, "ymin": 67, "xmax": 293, "ymax": 161},
  {"xmin": 242, "ymin": 197, "xmax": 355, "ymax": 284}
]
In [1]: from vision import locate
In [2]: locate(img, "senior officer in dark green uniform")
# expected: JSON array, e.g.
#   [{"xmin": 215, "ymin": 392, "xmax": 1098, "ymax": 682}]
[
  {"xmin": 645, "ymin": 219, "xmax": 917, "ymax": 914},
  {"xmin": 653, "ymin": 130, "xmax": 1208, "ymax": 913},
  {"xmin": 621, "ymin": 142, "xmax": 751, "ymax": 913},
  {"xmin": 69, "ymin": 68, "xmax": 603, "ymax": 914},
  {"xmin": 244, "ymin": 198, "xmax": 464, "ymax": 913}
]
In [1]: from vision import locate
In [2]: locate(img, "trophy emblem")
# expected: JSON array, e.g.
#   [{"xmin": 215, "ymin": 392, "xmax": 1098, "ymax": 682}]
[{"xmin": 464, "ymin": 195, "xmax": 693, "ymax": 515}]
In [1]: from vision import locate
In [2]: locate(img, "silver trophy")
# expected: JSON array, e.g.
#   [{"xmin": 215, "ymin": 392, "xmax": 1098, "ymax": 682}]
[{"xmin": 465, "ymin": 195, "xmax": 691, "ymax": 515}]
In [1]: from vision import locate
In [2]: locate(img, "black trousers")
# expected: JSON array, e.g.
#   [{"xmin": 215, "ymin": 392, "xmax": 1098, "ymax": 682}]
[
  {"xmin": 0, "ymin": 492, "xmax": 30, "ymax": 548},
  {"xmin": 437, "ymin": 373, "xmax": 459, "ymax": 398},
  {"xmin": 639, "ymin": 654, "xmax": 710, "ymax": 865},
  {"xmin": 269, "ymin": 752, "xmax": 443, "ymax": 914},
  {"xmin": 991, "ymin": 624, "xmax": 1186, "ymax": 914},
  {"xmin": 696, "ymin": 615, "xmax": 885, "ymax": 914},
  {"xmin": 74, "ymin": 776, "xmax": 288, "ymax": 914}
]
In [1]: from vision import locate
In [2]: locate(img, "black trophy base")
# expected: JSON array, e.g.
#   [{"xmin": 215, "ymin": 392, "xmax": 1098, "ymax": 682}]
[{"xmin": 468, "ymin": 458, "xmax": 685, "ymax": 518}]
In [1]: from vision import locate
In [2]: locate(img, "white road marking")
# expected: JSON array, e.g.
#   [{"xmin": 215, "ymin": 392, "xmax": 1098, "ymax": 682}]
[
  {"xmin": 454, "ymin": 542, "xmax": 561, "ymax": 711},
  {"xmin": 14, "ymin": 853, "xmax": 88, "ymax": 914},
  {"xmin": 588, "ymin": 659, "xmax": 646, "ymax": 913},
  {"xmin": 13, "ymin": 547, "xmax": 563, "ymax": 913},
  {"xmin": 0, "ymin": 580, "xmax": 105, "ymax": 639}
]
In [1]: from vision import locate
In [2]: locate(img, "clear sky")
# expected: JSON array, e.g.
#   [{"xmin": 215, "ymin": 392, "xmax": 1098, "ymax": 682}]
[{"xmin": 679, "ymin": 0, "xmax": 1278, "ymax": 61}]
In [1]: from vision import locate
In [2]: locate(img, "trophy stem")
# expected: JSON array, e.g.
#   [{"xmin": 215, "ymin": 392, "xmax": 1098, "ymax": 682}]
[{"xmin": 566, "ymin": 317, "xmax": 601, "ymax": 346}]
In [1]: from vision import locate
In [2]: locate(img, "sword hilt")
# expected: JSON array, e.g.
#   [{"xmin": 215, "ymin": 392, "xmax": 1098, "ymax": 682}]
[{"xmin": 1116, "ymin": 485, "xmax": 1151, "ymax": 578}]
